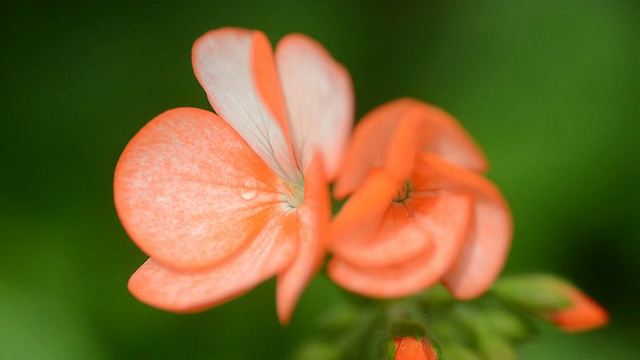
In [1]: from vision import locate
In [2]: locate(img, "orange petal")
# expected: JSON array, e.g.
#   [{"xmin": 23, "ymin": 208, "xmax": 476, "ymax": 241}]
[
  {"xmin": 128, "ymin": 212, "xmax": 298, "ymax": 313},
  {"xmin": 442, "ymin": 200, "xmax": 512, "ymax": 299},
  {"xmin": 394, "ymin": 337, "xmax": 438, "ymax": 360},
  {"xmin": 330, "ymin": 204, "xmax": 433, "ymax": 268},
  {"xmin": 414, "ymin": 154, "xmax": 512, "ymax": 299},
  {"xmin": 252, "ymin": 30, "xmax": 289, "ymax": 136},
  {"xmin": 548, "ymin": 287, "xmax": 609, "ymax": 332},
  {"xmin": 275, "ymin": 34, "xmax": 354, "ymax": 181},
  {"xmin": 334, "ymin": 100, "xmax": 420, "ymax": 198},
  {"xmin": 335, "ymin": 98, "xmax": 487, "ymax": 198},
  {"xmin": 330, "ymin": 168, "xmax": 398, "ymax": 235},
  {"xmin": 276, "ymin": 155, "xmax": 329, "ymax": 325},
  {"xmin": 411, "ymin": 100, "xmax": 487, "ymax": 172},
  {"xmin": 114, "ymin": 107, "xmax": 283, "ymax": 271},
  {"xmin": 328, "ymin": 194, "xmax": 473, "ymax": 298},
  {"xmin": 192, "ymin": 27, "xmax": 299, "ymax": 182}
]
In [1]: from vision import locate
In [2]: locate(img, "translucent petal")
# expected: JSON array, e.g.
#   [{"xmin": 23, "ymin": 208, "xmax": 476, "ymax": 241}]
[
  {"xmin": 192, "ymin": 27, "xmax": 299, "ymax": 181},
  {"xmin": 414, "ymin": 154, "xmax": 512, "ymax": 299},
  {"xmin": 114, "ymin": 107, "xmax": 283, "ymax": 270},
  {"xmin": 335, "ymin": 98, "xmax": 487, "ymax": 198},
  {"xmin": 128, "ymin": 212, "xmax": 298, "ymax": 312},
  {"xmin": 276, "ymin": 34, "xmax": 354, "ymax": 180}
]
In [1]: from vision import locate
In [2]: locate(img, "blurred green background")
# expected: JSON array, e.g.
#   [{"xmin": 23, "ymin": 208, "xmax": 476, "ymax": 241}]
[{"xmin": 2, "ymin": 0, "xmax": 639, "ymax": 358}]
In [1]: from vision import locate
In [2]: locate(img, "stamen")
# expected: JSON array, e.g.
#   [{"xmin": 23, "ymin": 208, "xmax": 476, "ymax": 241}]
[
  {"xmin": 393, "ymin": 180, "xmax": 412, "ymax": 203},
  {"xmin": 278, "ymin": 179, "xmax": 304, "ymax": 209}
]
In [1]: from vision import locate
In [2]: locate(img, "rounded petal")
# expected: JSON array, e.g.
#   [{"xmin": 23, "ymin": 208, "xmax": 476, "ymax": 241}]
[
  {"xmin": 192, "ymin": 27, "xmax": 299, "ymax": 181},
  {"xmin": 330, "ymin": 204, "xmax": 434, "ymax": 268},
  {"xmin": 412, "ymin": 99, "xmax": 488, "ymax": 172},
  {"xmin": 276, "ymin": 156, "xmax": 329, "ymax": 325},
  {"xmin": 335, "ymin": 98, "xmax": 487, "ymax": 198},
  {"xmin": 275, "ymin": 34, "xmax": 354, "ymax": 181},
  {"xmin": 443, "ymin": 200, "xmax": 512, "ymax": 299},
  {"xmin": 128, "ymin": 212, "xmax": 298, "ymax": 313},
  {"xmin": 328, "ymin": 194, "xmax": 473, "ymax": 298},
  {"xmin": 114, "ymin": 107, "xmax": 283, "ymax": 271},
  {"xmin": 334, "ymin": 100, "xmax": 420, "ymax": 198},
  {"xmin": 414, "ymin": 154, "xmax": 512, "ymax": 299}
]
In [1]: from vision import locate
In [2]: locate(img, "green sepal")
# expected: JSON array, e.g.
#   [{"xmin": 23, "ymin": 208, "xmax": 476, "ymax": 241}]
[
  {"xmin": 384, "ymin": 339, "xmax": 397, "ymax": 360},
  {"xmin": 492, "ymin": 274, "xmax": 572, "ymax": 312},
  {"xmin": 389, "ymin": 320, "xmax": 427, "ymax": 339},
  {"xmin": 428, "ymin": 338, "xmax": 443, "ymax": 359}
]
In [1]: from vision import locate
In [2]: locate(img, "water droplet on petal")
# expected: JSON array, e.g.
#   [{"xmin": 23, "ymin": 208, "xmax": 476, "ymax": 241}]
[{"xmin": 239, "ymin": 180, "xmax": 258, "ymax": 201}]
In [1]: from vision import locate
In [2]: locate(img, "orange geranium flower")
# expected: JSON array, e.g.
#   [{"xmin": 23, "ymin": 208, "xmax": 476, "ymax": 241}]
[
  {"xmin": 328, "ymin": 99, "xmax": 512, "ymax": 299},
  {"xmin": 393, "ymin": 337, "xmax": 438, "ymax": 360},
  {"xmin": 114, "ymin": 28, "xmax": 353, "ymax": 324}
]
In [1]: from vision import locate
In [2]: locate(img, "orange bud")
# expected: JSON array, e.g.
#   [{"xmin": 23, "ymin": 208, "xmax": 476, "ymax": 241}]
[
  {"xmin": 493, "ymin": 274, "xmax": 609, "ymax": 332},
  {"xmin": 545, "ymin": 286, "xmax": 609, "ymax": 332},
  {"xmin": 394, "ymin": 337, "xmax": 438, "ymax": 360}
]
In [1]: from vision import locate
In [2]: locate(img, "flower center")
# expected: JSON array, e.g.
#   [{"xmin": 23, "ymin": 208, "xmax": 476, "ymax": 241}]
[
  {"xmin": 393, "ymin": 180, "xmax": 412, "ymax": 203},
  {"xmin": 279, "ymin": 179, "xmax": 304, "ymax": 209}
]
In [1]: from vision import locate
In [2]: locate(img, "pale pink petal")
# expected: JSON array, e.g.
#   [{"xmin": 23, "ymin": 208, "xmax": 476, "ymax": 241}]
[
  {"xmin": 192, "ymin": 27, "xmax": 299, "ymax": 182},
  {"xmin": 114, "ymin": 107, "xmax": 284, "ymax": 271},
  {"xmin": 276, "ymin": 156, "xmax": 329, "ymax": 325},
  {"xmin": 128, "ymin": 212, "xmax": 299, "ymax": 313},
  {"xmin": 442, "ymin": 199, "xmax": 512, "ymax": 299},
  {"xmin": 275, "ymin": 34, "xmax": 354, "ymax": 180},
  {"xmin": 414, "ymin": 154, "xmax": 512, "ymax": 299}
]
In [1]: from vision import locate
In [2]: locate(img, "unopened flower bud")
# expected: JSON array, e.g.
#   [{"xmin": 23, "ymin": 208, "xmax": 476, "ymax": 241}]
[
  {"xmin": 391, "ymin": 337, "xmax": 439, "ymax": 360},
  {"xmin": 542, "ymin": 284, "xmax": 609, "ymax": 332},
  {"xmin": 493, "ymin": 274, "xmax": 608, "ymax": 332}
]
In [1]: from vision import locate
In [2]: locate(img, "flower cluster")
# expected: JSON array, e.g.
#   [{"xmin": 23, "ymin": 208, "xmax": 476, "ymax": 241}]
[{"xmin": 114, "ymin": 28, "xmax": 607, "ymax": 351}]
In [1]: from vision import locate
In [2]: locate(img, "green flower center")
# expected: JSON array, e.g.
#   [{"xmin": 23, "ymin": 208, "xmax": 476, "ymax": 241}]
[
  {"xmin": 279, "ymin": 179, "xmax": 304, "ymax": 209},
  {"xmin": 393, "ymin": 180, "xmax": 412, "ymax": 203}
]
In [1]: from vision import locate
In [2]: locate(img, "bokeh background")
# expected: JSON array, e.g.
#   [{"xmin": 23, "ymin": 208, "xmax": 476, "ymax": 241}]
[{"xmin": 2, "ymin": 0, "xmax": 639, "ymax": 358}]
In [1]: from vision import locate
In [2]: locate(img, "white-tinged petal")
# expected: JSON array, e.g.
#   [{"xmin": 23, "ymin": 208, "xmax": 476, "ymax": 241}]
[
  {"xmin": 192, "ymin": 27, "xmax": 299, "ymax": 182},
  {"xmin": 276, "ymin": 34, "xmax": 354, "ymax": 180}
]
